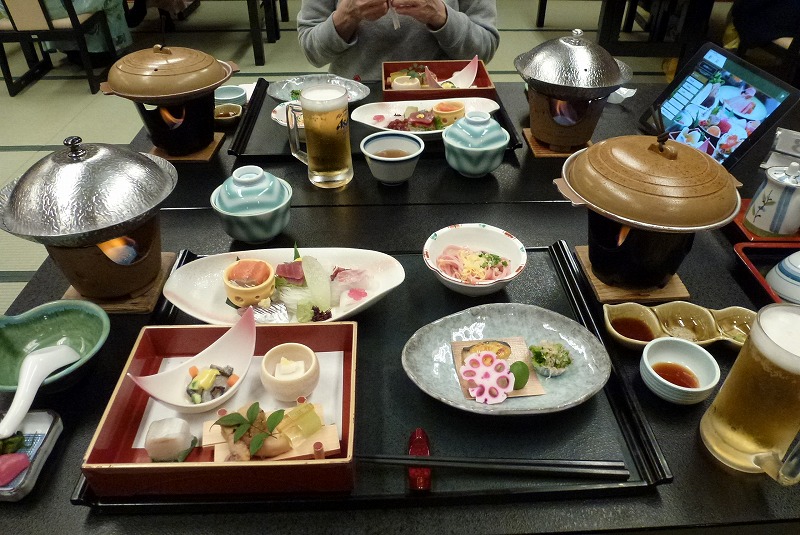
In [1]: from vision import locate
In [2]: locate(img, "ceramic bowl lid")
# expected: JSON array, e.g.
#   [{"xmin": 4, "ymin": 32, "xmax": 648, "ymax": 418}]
[
  {"xmin": 105, "ymin": 45, "xmax": 233, "ymax": 104},
  {"xmin": 514, "ymin": 29, "xmax": 631, "ymax": 100},
  {"xmin": 563, "ymin": 135, "xmax": 740, "ymax": 231},
  {"xmin": 0, "ymin": 136, "xmax": 178, "ymax": 247}
]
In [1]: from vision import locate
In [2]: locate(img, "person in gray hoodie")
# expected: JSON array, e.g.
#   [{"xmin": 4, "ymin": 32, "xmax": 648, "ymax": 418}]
[{"xmin": 297, "ymin": 0, "xmax": 499, "ymax": 81}]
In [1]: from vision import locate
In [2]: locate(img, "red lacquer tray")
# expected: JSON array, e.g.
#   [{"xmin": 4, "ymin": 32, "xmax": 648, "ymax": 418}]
[
  {"xmin": 734, "ymin": 242, "xmax": 800, "ymax": 306},
  {"xmin": 82, "ymin": 322, "xmax": 357, "ymax": 498}
]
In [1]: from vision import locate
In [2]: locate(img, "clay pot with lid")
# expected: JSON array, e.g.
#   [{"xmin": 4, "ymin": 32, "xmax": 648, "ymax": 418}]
[
  {"xmin": 514, "ymin": 30, "xmax": 631, "ymax": 151},
  {"xmin": 0, "ymin": 136, "xmax": 178, "ymax": 298},
  {"xmin": 101, "ymin": 45, "xmax": 237, "ymax": 155},
  {"xmin": 555, "ymin": 135, "xmax": 741, "ymax": 288}
]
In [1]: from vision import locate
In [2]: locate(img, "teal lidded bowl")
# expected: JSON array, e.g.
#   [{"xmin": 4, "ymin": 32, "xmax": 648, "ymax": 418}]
[
  {"xmin": 442, "ymin": 111, "xmax": 510, "ymax": 178},
  {"xmin": 211, "ymin": 166, "xmax": 293, "ymax": 243},
  {"xmin": 0, "ymin": 300, "xmax": 110, "ymax": 392}
]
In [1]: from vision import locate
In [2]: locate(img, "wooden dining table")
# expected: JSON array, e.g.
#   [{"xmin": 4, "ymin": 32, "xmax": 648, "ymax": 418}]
[{"xmin": 2, "ymin": 80, "xmax": 800, "ymax": 533}]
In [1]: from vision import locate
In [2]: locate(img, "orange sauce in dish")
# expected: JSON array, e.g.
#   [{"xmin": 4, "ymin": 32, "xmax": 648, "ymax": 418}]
[
  {"xmin": 610, "ymin": 317, "xmax": 655, "ymax": 342},
  {"xmin": 652, "ymin": 362, "xmax": 699, "ymax": 388}
]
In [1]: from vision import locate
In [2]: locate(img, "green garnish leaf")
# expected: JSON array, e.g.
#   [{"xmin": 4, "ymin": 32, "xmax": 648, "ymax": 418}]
[
  {"xmin": 213, "ymin": 412, "xmax": 248, "ymax": 428},
  {"xmin": 247, "ymin": 401, "xmax": 261, "ymax": 424},
  {"xmin": 293, "ymin": 243, "xmax": 301, "ymax": 260},
  {"xmin": 175, "ymin": 436, "xmax": 198, "ymax": 462},
  {"xmin": 266, "ymin": 409, "xmax": 286, "ymax": 433},
  {"xmin": 233, "ymin": 422, "xmax": 250, "ymax": 443},
  {"xmin": 250, "ymin": 433, "xmax": 270, "ymax": 456}
]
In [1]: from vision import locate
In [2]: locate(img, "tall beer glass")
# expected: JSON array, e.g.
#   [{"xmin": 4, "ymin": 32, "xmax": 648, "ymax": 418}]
[
  {"xmin": 287, "ymin": 84, "xmax": 353, "ymax": 189},
  {"xmin": 699, "ymin": 303, "xmax": 800, "ymax": 484}
]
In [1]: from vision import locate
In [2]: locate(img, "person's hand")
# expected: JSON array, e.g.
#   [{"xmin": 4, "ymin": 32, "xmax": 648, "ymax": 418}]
[
  {"xmin": 338, "ymin": 0, "xmax": 390, "ymax": 23},
  {"xmin": 391, "ymin": 0, "xmax": 447, "ymax": 29},
  {"xmin": 334, "ymin": 0, "xmax": 389, "ymax": 41}
]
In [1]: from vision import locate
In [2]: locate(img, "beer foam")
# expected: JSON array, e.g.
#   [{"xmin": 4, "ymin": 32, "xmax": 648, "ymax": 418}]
[
  {"xmin": 754, "ymin": 305, "xmax": 800, "ymax": 373},
  {"xmin": 301, "ymin": 86, "xmax": 346, "ymax": 112}
]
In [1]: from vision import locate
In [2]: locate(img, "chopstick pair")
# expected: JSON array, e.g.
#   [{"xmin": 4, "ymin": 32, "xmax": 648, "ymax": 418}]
[{"xmin": 357, "ymin": 454, "xmax": 630, "ymax": 480}]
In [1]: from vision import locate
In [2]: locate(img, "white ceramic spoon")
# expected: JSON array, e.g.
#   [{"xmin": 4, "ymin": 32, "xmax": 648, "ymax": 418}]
[
  {"xmin": 425, "ymin": 55, "xmax": 479, "ymax": 89},
  {"xmin": 0, "ymin": 345, "xmax": 81, "ymax": 439},
  {"xmin": 127, "ymin": 307, "xmax": 256, "ymax": 414}
]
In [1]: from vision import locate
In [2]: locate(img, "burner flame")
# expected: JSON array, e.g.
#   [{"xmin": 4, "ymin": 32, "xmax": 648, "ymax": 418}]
[
  {"xmin": 617, "ymin": 225, "xmax": 631, "ymax": 247},
  {"xmin": 159, "ymin": 107, "xmax": 185, "ymax": 129},
  {"xmin": 551, "ymin": 99, "xmax": 578, "ymax": 126},
  {"xmin": 97, "ymin": 236, "xmax": 138, "ymax": 265}
]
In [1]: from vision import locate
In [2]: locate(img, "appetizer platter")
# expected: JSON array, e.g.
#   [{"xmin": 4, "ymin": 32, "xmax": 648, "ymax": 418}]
[
  {"xmin": 402, "ymin": 303, "xmax": 612, "ymax": 415},
  {"xmin": 268, "ymin": 74, "xmax": 370, "ymax": 102},
  {"xmin": 81, "ymin": 321, "xmax": 356, "ymax": 497},
  {"xmin": 351, "ymin": 97, "xmax": 500, "ymax": 138},
  {"xmin": 163, "ymin": 248, "xmax": 405, "ymax": 325}
]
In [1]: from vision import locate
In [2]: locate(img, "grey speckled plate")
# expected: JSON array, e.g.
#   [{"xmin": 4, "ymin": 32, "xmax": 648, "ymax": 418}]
[
  {"xmin": 401, "ymin": 303, "xmax": 611, "ymax": 415},
  {"xmin": 268, "ymin": 74, "xmax": 370, "ymax": 102}
]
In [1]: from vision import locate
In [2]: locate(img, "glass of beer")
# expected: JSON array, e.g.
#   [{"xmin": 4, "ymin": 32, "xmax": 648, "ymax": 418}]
[
  {"xmin": 699, "ymin": 303, "xmax": 800, "ymax": 485},
  {"xmin": 287, "ymin": 84, "xmax": 353, "ymax": 189}
]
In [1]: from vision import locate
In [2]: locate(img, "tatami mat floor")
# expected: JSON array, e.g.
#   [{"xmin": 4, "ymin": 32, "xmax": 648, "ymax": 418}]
[{"xmin": 0, "ymin": 0, "xmax": 734, "ymax": 313}]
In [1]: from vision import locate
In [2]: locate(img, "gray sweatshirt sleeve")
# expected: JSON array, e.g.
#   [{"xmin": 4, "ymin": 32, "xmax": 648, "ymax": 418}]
[{"xmin": 430, "ymin": 2, "xmax": 499, "ymax": 63}]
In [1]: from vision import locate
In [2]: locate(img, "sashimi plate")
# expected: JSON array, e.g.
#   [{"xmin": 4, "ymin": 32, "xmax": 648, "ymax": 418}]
[
  {"xmin": 164, "ymin": 248, "xmax": 405, "ymax": 325},
  {"xmin": 351, "ymin": 97, "xmax": 500, "ymax": 138},
  {"xmin": 402, "ymin": 303, "xmax": 611, "ymax": 415}
]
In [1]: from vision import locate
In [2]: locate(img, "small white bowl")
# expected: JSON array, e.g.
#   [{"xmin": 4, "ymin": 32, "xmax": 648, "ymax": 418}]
[
  {"xmin": 640, "ymin": 337, "xmax": 720, "ymax": 405},
  {"xmin": 422, "ymin": 223, "xmax": 527, "ymax": 296},
  {"xmin": 260, "ymin": 343, "xmax": 320, "ymax": 402},
  {"xmin": 766, "ymin": 251, "xmax": 800, "ymax": 304},
  {"xmin": 214, "ymin": 85, "xmax": 247, "ymax": 106},
  {"xmin": 360, "ymin": 131, "xmax": 424, "ymax": 185}
]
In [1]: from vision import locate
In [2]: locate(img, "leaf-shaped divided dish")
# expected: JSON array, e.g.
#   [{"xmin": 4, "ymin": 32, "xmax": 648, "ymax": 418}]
[
  {"xmin": 351, "ymin": 97, "xmax": 500, "ymax": 138},
  {"xmin": 603, "ymin": 301, "xmax": 755, "ymax": 350},
  {"xmin": 127, "ymin": 308, "xmax": 256, "ymax": 413},
  {"xmin": 0, "ymin": 300, "xmax": 109, "ymax": 392},
  {"xmin": 163, "ymin": 248, "xmax": 406, "ymax": 325},
  {"xmin": 402, "ymin": 303, "xmax": 612, "ymax": 415}
]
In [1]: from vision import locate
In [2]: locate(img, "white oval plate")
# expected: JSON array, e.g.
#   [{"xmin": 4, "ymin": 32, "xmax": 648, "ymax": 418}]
[
  {"xmin": 402, "ymin": 303, "xmax": 612, "ymax": 415},
  {"xmin": 268, "ymin": 74, "xmax": 370, "ymax": 102},
  {"xmin": 351, "ymin": 97, "xmax": 500, "ymax": 138},
  {"xmin": 164, "ymin": 248, "xmax": 405, "ymax": 325}
]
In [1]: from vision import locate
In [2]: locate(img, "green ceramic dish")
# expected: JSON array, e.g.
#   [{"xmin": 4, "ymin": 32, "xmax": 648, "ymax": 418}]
[{"xmin": 0, "ymin": 300, "xmax": 110, "ymax": 392}]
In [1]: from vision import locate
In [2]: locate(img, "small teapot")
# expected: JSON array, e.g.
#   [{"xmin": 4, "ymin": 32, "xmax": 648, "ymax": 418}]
[{"xmin": 744, "ymin": 162, "xmax": 800, "ymax": 237}]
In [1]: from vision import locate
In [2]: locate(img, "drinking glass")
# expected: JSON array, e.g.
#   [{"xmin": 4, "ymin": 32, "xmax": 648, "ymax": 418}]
[
  {"xmin": 699, "ymin": 303, "xmax": 800, "ymax": 485},
  {"xmin": 287, "ymin": 84, "xmax": 353, "ymax": 189}
]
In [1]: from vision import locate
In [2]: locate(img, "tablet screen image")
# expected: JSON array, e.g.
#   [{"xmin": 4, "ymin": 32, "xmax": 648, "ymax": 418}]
[{"xmin": 640, "ymin": 43, "xmax": 799, "ymax": 169}]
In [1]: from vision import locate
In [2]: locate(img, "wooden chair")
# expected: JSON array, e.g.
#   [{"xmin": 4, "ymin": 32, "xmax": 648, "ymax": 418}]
[{"xmin": 0, "ymin": 0, "xmax": 116, "ymax": 96}]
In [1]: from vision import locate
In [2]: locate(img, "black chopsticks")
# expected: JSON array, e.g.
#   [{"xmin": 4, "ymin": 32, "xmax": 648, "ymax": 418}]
[{"xmin": 356, "ymin": 454, "xmax": 630, "ymax": 480}]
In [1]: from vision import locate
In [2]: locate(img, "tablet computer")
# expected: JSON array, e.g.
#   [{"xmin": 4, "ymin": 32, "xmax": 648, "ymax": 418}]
[{"xmin": 638, "ymin": 42, "xmax": 800, "ymax": 169}]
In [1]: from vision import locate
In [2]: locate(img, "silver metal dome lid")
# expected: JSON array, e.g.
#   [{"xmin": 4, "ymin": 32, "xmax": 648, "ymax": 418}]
[
  {"xmin": 514, "ymin": 29, "xmax": 632, "ymax": 100},
  {"xmin": 0, "ymin": 136, "xmax": 178, "ymax": 247}
]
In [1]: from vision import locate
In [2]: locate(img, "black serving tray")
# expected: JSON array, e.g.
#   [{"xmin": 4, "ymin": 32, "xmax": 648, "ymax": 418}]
[
  {"xmin": 71, "ymin": 241, "xmax": 670, "ymax": 512},
  {"xmin": 228, "ymin": 78, "xmax": 523, "ymax": 161}
]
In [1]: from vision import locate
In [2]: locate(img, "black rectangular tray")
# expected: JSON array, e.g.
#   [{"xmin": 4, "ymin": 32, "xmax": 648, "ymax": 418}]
[
  {"xmin": 228, "ymin": 78, "xmax": 523, "ymax": 161},
  {"xmin": 71, "ymin": 241, "xmax": 670, "ymax": 512}
]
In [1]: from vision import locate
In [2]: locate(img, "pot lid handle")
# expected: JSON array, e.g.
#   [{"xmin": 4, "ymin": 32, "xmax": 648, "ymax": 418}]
[
  {"xmin": 64, "ymin": 136, "xmax": 86, "ymax": 161},
  {"xmin": 649, "ymin": 105, "xmax": 678, "ymax": 160},
  {"xmin": 153, "ymin": 44, "xmax": 172, "ymax": 55}
]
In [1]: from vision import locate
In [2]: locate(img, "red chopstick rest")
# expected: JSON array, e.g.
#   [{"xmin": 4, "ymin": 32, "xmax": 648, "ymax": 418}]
[{"xmin": 407, "ymin": 427, "xmax": 431, "ymax": 492}]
